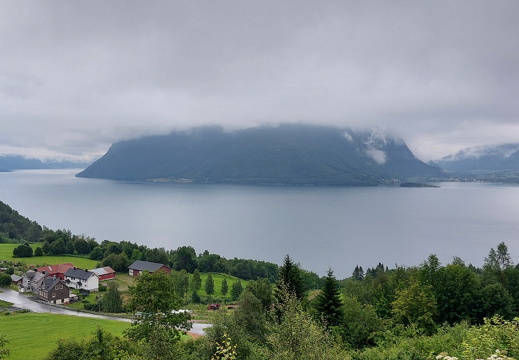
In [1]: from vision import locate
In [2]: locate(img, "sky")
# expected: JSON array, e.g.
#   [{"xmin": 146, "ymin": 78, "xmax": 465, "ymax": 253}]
[{"xmin": 1, "ymin": 1, "xmax": 518, "ymax": 163}]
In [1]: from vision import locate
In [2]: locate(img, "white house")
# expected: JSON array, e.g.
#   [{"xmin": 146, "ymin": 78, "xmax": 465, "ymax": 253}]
[{"xmin": 64, "ymin": 268, "xmax": 99, "ymax": 291}]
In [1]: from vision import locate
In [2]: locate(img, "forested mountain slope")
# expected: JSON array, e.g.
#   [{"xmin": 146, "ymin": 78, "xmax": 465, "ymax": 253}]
[{"xmin": 77, "ymin": 124, "xmax": 444, "ymax": 185}]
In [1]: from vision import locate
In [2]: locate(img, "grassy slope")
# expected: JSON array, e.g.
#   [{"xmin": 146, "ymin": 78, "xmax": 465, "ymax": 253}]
[
  {"xmin": 0, "ymin": 312, "xmax": 130, "ymax": 360},
  {"xmin": 0, "ymin": 243, "xmax": 99, "ymax": 269}
]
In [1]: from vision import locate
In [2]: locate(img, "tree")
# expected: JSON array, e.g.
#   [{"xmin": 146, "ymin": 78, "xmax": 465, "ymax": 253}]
[
  {"xmin": 265, "ymin": 283, "xmax": 347, "ymax": 360},
  {"xmin": 231, "ymin": 280, "xmax": 243, "ymax": 301},
  {"xmin": 102, "ymin": 253, "xmax": 129, "ymax": 272},
  {"xmin": 171, "ymin": 246, "xmax": 197, "ymax": 272},
  {"xmin": 34, "ymin": 246, "xmax": 43, "ymax": 256},
  {"xmin": 190, "ymin": 269, "xmax": 202, "ymax": 291},
  {"xmin": 221, "ymin": 278, "xmax": 228, "ymax": 296},
  {"xmin": 313, "ymin": 269, "xmax": 344, "ymax": 328},
  {"xmin": 245, "ymin": 278, "xmax": 273, "ymax": 311},
  {"xmin": 205, "ymin": 274, "xmax": 215, "ymax": 295},
  {"xmin": 125, "ymin": 270, "xmax": 191, "ymax": 359},
  {"xmin": 73, "ymin": 238, "xmax": 91, "ymax": 255},
  {"xmin": 341, "ymin": 296, "xmax": 384, "ymax": 349},
  {"xmin": 12, "ymin": 242, "xmax": 32, "ymax": 257},
  {"xmin": 49, "ymin": 239, "xmax": 66, "ymax": 255},
  {"xmin": 277, "ymin": 255, "xmax": 305, "ymax": 300},
  {"xmin": 172, "ymin": 269, "xmax": 189, "ymax": 299},
  {"xmin": 90, "ymin": 246, "xmax": 104, "ymax": 261},
  {"xmin": 102, "ymin": 282, "xmax": 123, "ymax": 313},
  {"xmin": 0, "ymin": 274, "xmax": 11, "ymax": 287},
  {"xmin": 352, "ymin": 265, "xmax": 364, "ymax": 281},
  {"xmin": 392, "ymin": 278, "xmax": 437, "ymax": 334}
]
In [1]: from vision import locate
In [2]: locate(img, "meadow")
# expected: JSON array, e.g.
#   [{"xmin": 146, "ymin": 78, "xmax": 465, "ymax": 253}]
[
  {"xmin": 0, "ymin": 243, "xmax": 99, "ymax": 269},
  {"xmin": 0, "ymin": 312, "xmax": 130, "ymax": 360}
]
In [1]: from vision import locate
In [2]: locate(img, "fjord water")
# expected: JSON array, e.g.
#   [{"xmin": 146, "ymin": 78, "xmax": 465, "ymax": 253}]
[{"xmin": 2, "ymin": 169, "xmax": 519, "ymax": 278}]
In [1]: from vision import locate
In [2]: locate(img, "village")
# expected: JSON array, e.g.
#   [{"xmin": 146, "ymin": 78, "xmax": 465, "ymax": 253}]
[{"xmin": 10, "ymin": 260, "xmax": 169, "ymax": 306}]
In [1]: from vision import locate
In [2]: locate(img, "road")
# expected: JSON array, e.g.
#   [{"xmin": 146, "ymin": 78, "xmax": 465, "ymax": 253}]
[{"xmin": 0, "ymin": 287, "xmax": 210, "ymax": 335}]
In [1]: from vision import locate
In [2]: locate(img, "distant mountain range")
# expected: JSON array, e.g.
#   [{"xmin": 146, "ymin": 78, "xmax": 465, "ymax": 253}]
[
  {"xmin": 0, "ymin": 155, "xmax": 90, "ymax": 172},
  {"xmin": 77, "ymin": 124, "xmax": 445, "ymax": 186},
  {"xmin": 435, "ymin": 143, "xmax": 519, "ymax": 173}
]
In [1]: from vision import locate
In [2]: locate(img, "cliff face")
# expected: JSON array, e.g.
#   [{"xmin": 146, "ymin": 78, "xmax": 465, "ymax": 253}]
[{"xmin": 77, "ymin": 124, "xmax": 444, "ymax": 186}]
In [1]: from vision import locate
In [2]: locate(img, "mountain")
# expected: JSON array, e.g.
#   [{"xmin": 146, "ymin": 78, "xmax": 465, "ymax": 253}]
[
  {"xmin": 0, "ymin": 155, "xmax": 90, "ymax": 171},
  {"xmin": 77, "ymin": 124, "xmax": 445, "ymax": 186},
  {"xmin": 436, "ymin": 144, "xmax": 519, "ymax": 173}
]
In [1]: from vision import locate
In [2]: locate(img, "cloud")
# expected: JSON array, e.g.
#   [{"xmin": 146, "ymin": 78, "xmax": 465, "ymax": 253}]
[{"xmin": 0, "ymin": 1, "xmax": 518, "ymax": 162}]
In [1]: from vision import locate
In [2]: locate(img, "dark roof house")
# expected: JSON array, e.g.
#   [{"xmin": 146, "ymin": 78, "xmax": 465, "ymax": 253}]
[
  {"xmin": 38, "ymin": 277, "xmax": 70, "ymax": 304},
  {"xmin": 128, "ymin": 260, "xmax": 171, "ymax": 277}
]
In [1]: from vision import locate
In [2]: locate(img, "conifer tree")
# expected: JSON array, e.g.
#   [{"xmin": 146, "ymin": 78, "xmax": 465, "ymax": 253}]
[
  {"xmin": 314, "ymin": 269, "xmax": 344, "ymax": 328},
  {"xmin": 277, "ymin": 255, "xmax": 305, "ymax": 300},
  {"xmin": 205, "ymin": 274, "xmax": 215, "ymax": 295},
  {"xmin": 221, "ymin": 278, "xmax": 228, "ymax": 296}
]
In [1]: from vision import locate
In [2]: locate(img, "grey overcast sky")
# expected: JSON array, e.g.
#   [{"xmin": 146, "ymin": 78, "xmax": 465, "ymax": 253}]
[{"xmin": 1, "ymin": 1, "xmax": 518, "ymax": 162}]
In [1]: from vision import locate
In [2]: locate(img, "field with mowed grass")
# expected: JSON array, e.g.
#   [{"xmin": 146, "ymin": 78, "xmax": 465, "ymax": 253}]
[
  {"xmin": 0, "ymin": 243, "xmax": 98, "ymax": 269},
  {"xmin": 0, "ymin": 312, "xmax": 131, "ymax": 360}
]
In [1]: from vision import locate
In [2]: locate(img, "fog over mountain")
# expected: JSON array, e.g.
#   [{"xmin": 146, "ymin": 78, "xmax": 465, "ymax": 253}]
[
  {"xmin": 77, "ymin": 124, "xmax": 445, "ymax": 186},
  {"xmin": 436, "ymin": 144, "xmax": 519, "ymax": 173},
  {"xmin": 1, "ymin": 1, "xmax": 518, "ymax": 163}
]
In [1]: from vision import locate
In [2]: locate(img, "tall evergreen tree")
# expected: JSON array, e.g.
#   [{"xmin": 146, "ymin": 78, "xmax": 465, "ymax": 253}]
[
  {"xmin": 221, "ymin": 278, "xmax": 228, "ymax": 295},
  {"xmin": 205, "ymin": 274, "xmax": 215, "ymax": 295},
  {"xmin": 190, "ymin": 269, "xmax": 202, "ymax": 291},
  {"xmin": 314, "ymin": 269, "xmax": 344, "ymax": 328},
  {"xmin": 277, "ymin": 255, "xmax": 305, "ymax": 300}
]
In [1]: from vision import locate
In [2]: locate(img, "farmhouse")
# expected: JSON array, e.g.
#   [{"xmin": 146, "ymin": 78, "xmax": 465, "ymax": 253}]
[
  {"xmin": 64, "ymin": 268, "xmax": 99, "ymax": 291},
  {"xmin": 128, "ymin": 260, "xmax": 171, "ymax": 277},
  {"xmin": 20, "ymin": 270, "xmax": 46, "ymax": 293},
  {"xmin": 91, "ymin": 266, "xmax": 116, "ymax": 281},
  {"xmin": 38, "ymin": 277, "xmax": 70, "ymax": 304},
  {"xmin": 36, "ymin": 263, "xmax": 75, "ymax": 280}
]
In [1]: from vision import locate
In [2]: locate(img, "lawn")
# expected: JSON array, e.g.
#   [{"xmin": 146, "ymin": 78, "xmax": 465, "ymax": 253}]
[
  {"xmin": 0, "ymin": 312, "xmax": 131, "ymax": 360},
  {"xmin": 0, "ymin": 243, "xmax": 98, "ymax": 269}
]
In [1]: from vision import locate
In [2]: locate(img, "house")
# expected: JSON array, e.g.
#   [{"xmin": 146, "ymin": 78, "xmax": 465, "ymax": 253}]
[
  {"xmin": 10, "ymin": 274, "xmax": 22, "ymax": 286},
  {"xmin": 20, "ymin": 270, "xmax": 46, "ymax": 293},
  {"xmin": 38, "ymin": 277, "xmax": 70, "ymax": 304},
  {"xmin": 36, "ymin": 263, "xmax": 75, "ymax": 280},
  {"xmin": 128, "ymin": 260, "xmax": 171, "ymax": 277},
  {"xmin": 90, "ymin": 266, "xmax": 116, "ymax": 281},
  {"xmin": 64, "ymin": 268, "xmax": 99, "ymax": 291}
]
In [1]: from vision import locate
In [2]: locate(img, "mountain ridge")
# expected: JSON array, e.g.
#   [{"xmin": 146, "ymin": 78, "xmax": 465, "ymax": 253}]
[{"xmin": 77, "ymin": 124, "xmax": 445, "ymax": 186}]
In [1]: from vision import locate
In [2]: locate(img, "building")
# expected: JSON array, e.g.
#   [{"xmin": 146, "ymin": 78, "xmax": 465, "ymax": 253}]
[
  {"xmin": 128, "ymin": 260, "xmax": 171, "ymax": 277},
  {"xmin": 64, "ymin": 268, "xmax": 99, "ymax": 291},
  {"xmin": 90, "ymin": 266, "xmax": 116, "ymax": 281},
  {"xmin": 38, "ymin": 277, "xmax": 70, "ymax": 304},
  {"xmin": 20, "ymin": 270, "xmax": 46, "ymax": 293},
  {"xmin": 36, "ymin": 263, "xmax": 75, "ymax": 280}
]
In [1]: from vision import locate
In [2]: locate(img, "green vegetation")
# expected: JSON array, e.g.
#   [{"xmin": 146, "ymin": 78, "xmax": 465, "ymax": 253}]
[
  {"xmin": 5, "ymin": 199, "xmax": 519, "ymax": 359},
  {"xmin": 0, "ymin": 312, "xmax": 130, "ymax": 360}
]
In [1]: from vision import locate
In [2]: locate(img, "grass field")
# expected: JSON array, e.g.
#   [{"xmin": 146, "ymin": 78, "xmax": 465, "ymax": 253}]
[
  {"xmin": 0, "ymin": 243, "xmax": 99, "ymax": 269},
  {"xmin": 0, "ymin": 312, "xmax": 131, "ymax": 360}
]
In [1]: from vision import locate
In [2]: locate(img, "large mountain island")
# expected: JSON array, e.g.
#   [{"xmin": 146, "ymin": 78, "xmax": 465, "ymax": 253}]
[{"xmin": 77, "ymin": 124, "xmax": 445, "ymax": 186}]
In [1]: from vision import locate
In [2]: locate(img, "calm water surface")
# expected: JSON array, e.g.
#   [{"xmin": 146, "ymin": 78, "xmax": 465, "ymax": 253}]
[{"xmin": 1, "ymin": 169, "xmax": 519, "ymax": 278}]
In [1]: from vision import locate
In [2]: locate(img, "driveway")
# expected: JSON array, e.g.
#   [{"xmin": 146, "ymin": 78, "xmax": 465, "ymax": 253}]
[{"xmin": 0, "ymin": 287, "xmax": 210, "ymax": 335}]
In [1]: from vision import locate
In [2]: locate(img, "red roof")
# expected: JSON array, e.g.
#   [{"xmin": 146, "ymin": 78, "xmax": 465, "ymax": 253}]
[{"xmin": 36, "ymin": 263, "xmax": 75, "ymax": 275}]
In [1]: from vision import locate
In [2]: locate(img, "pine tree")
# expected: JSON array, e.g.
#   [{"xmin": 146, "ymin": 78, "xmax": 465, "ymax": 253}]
[
  {"xmin": 277, "ymin": 255, "xmax": 305, "ymax": 300},
  {"xmin": 205, "ymin": 274, "xmax": 215, "ymax": 295},
  {"xmin": 221, "ymin": 278, "xmax": 228, "ymax": 295},
  {"xmin": 314, "ymin": 269, "xmax": 344, "ymax": 328},
  {"xmin": 191, "ymin": 269, "xmax": 202, "ymax": 291}
]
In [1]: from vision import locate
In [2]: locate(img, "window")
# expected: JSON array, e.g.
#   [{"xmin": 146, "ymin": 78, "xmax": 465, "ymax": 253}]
[{"xmin": 52, "ymin": 293, "xmax": 56, "ymax": 298}]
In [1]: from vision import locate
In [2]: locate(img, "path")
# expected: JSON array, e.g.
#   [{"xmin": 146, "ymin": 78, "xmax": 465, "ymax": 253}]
[{"xmin": 0, "ymin": 287, "xmax": 210, "ymax": 335}]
